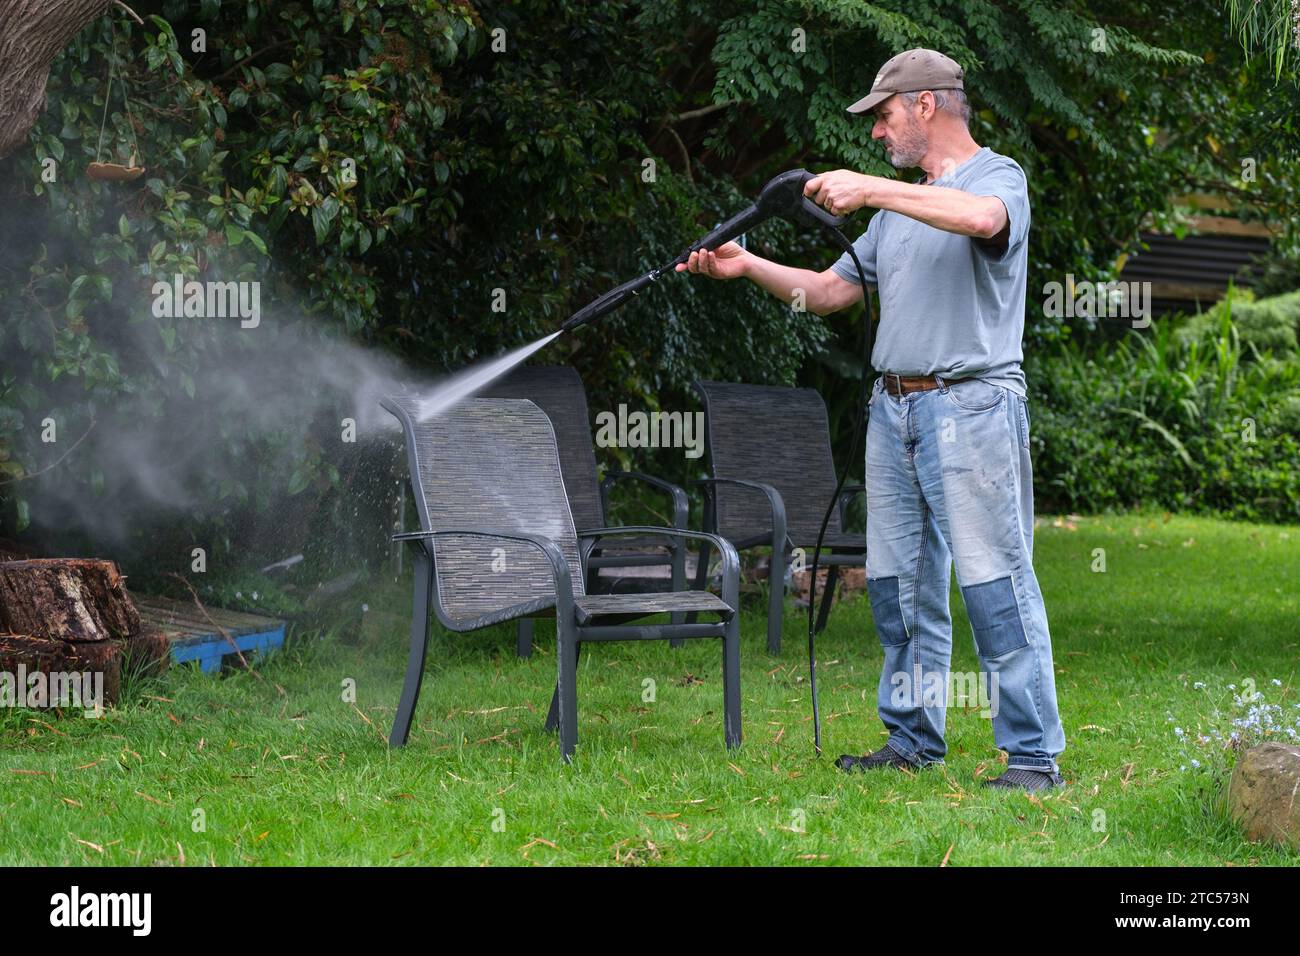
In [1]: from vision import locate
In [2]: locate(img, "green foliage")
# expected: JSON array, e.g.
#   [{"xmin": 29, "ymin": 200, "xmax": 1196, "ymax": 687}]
[
  {"xmin": 1224, "ymin": 0, "xmax": 1300, "ymax": 80},
  {"xmin": 1179, "ymin": 287, "xmax": 1300, "ymax": 354},
  {"xmin": 1028, "ymin": 300, "xmax": 1300, "ymax": 522}
]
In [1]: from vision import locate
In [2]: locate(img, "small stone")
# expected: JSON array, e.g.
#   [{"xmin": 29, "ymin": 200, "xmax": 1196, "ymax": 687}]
[{"xmin": 1226, "ymin": 742, "xmax": 1300, "ymax": 851}]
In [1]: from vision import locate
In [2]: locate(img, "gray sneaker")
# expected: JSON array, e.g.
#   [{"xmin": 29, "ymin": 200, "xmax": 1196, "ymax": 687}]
[
  {"xmin": 980, "ymin": 767, "xmax": 1065, "ymax": 791},
  {"xmin": 835, "ymin": 743, "xmax": 918, "ymax": 773}
]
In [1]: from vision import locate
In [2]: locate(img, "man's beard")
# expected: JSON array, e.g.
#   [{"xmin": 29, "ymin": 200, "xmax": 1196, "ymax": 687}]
[{"xmin": 885, "ymin": 115, "xmax": 928, "ymax": 169}]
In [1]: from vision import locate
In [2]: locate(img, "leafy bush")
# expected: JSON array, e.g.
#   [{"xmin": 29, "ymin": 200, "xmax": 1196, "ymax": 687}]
[
  {"xmin": 1028, "ymin": 298, "xmax": 1300, "ymax": 522},
  {"xmin": 1178, "ymin": 287, "xmax": 1300, "ymax": 355}
]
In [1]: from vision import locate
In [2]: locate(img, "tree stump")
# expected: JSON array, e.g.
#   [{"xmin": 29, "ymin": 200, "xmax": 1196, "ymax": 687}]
[{"xmin": 0, "ymin": 558, "xmax": 168, "ymax": 709}]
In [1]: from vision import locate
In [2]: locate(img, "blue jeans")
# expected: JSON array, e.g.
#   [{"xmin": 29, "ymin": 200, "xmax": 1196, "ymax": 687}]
[{"xmin": 864, "ymin": 374, "xmax": 1065, "ymax": 774}]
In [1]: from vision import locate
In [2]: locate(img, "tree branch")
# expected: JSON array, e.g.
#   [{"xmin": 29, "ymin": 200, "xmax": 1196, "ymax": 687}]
[{"xmin": 112, "ymin": 0, "xmax": 142, "ymax": 25}]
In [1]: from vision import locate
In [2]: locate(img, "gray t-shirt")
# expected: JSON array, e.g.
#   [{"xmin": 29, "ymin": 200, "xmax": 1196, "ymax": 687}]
[{"xmin": 830, "ymin": 146, "xmax": 1031, "ymax": 397}]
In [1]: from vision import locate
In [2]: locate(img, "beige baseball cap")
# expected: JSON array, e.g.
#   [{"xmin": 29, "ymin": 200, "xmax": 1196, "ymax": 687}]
[{"xmin": 846, "ymin": 48, "xmax": 965, "ymax": 114}]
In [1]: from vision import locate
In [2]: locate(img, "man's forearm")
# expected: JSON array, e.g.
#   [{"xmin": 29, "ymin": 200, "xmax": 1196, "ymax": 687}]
[
  {"xmin": 867, "ymin": 178, "xmax": 1003, "ymax": 238},
  {"xmin": 742, "ymin": 253, "xmax": 842, "ymax": 315}
]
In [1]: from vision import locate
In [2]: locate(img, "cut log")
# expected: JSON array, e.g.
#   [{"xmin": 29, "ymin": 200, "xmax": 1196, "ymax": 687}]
[
  {"xmin": 0, "ymin": 632, "xmax": 121, "ymax": 706},
  {"xmin": 0, "ymin": 558, "xmax": 140, "ymax": 643},
  {"xmin": 125, "ymin": 624, "xmax": 170, "ymax": 675},
  {"xmin": 0, "ymin": 558, "xmax": 151, "ymax": 710}
]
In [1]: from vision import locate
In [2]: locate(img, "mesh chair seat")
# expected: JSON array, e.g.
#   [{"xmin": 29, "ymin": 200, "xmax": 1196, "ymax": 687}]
[
  {"xmin": 575, "ymin": 590, "xmax": 733, "ymax": 624},
  {"xmin": 586, "ymin": 534, "xmax": 675, "ymax": 553}
]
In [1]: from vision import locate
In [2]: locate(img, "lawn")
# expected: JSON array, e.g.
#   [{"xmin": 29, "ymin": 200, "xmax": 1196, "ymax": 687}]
[{"xmin": 1, "ymin": 513, "xmax": 1296, "ymax": 866}]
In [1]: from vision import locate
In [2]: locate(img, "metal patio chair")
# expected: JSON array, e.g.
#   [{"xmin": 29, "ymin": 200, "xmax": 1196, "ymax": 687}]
[
  {"xmin": 382, "ymin": 394, "xmax": 741, "ymax": 763},
  {"xmin": 689, "ymin": 380, "xmax": 866, "ymax": 655},
  {"xmin": 483, "ymin": 365, "xmax": 692, "ymax": 655}
]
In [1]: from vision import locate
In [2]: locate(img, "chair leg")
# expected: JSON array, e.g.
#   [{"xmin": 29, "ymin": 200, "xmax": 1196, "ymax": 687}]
[
  {"xmin": 545, "ymin": 639, "xmax": 581, "ymax": 733},
  {"xmin": 557, "ymin": 621, "xmax": 580, "ymax": 763},
  {"xmin": 516, "ymin": 618, "xmax": 534, "ymax": 659},
  {"xmin": 766, "ymin": 542, "xmax": 787, "ymax": 655},
  {"xmin": 814, "ymin": 563, "xmax": 840, "ymax": 634},
  {"xmin": 389, "ymin": 550, "xmax": 434, "ymax": 747},
  {"xmin": 722, "ymin": 616, "xmax": 742, "ymax": 749}
]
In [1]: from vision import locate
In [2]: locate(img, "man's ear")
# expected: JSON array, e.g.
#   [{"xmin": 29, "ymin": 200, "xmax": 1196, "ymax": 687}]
[{"xmin": 918, "ymin": 90, "xmax": 936, "ymax": 121}]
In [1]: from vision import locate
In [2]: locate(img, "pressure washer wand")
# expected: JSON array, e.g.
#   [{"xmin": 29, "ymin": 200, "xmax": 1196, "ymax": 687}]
[
  {"xmin": 559, "ymin": 168, "xmax": 848, "ymax": 334},
  {"xmin": 560, "ymin": 269, "xmax": 667, "ymax": 332}
]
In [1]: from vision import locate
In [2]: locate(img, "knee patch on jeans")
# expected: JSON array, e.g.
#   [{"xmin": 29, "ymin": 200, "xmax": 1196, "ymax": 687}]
[
  {"xmin": 961, "ymin": 575, "xmax": 1029, "ymax": 658},
  {"xmin": 867, "ymin": 576, "xmax": 909, "ymax": 646}
]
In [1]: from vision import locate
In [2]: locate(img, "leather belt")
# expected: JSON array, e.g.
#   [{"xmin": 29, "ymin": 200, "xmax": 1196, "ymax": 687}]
[{"xmin": 881, "ymin": 373, "xmax": 973, "ymax": 396}]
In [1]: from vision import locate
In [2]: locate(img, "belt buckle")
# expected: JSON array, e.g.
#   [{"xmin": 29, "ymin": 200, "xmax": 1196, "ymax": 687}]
[{"xmin": 886, "ymin": 372, "xmax": 904, "ymax": 395}]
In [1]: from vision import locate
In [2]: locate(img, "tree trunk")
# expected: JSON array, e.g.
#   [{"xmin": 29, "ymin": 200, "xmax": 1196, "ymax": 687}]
[{"xmin": 0, "ymin": 0, "xmax": 114, "ymax": 160}]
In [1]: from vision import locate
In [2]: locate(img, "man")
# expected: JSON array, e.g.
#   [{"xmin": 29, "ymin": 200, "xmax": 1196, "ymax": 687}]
[{"xmin": 677, "ymin": 49, "xmax": 1066, "ymax": 791}]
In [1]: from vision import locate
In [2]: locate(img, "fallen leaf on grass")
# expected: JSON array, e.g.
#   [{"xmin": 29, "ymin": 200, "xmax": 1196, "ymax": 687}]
[
  {"xmin": 940, "ymin": 843, "xmax": 955, "ymax": 866},
  {"xmin": 350, "ymin": 704, "xmax": 385, "ymax": 740},
  {"xmin": 70, "ymin": 835, "xmax": 103, "ymax": 854},
  {"xmin": 519, "ymin": 837, "xmax": 558, "ymax": 851}
]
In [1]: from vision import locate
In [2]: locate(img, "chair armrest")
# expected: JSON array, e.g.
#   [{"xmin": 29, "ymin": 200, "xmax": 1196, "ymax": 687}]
[
  {"xmin": 690, "ymin": 477, "xmax": 789, "ymax": 548},
  {"xmin": 601, "ymin": 470, "xmax": 689, "ymax": 528},
  {"xmin": 392, "ymin": 528, "xmax": 576, "ymax": 620},
  {"xmin": 576, "ymin": 525, "xmax": 739, "ymax": 610}
]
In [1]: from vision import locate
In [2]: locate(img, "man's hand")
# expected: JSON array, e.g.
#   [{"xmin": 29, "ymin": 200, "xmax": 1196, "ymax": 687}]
[
  {"xmin": 674, "ymin": 241, "xmax": 750, "ymax": 279},
  {"xmin": 804, "ymin": 169, "xmax": 877, "ymax": 216}
]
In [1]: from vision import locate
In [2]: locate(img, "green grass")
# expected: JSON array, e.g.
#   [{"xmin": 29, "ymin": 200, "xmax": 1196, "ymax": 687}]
[{"xmin": 2, "ymin": 514, "xmax": 1297, "ymax": 866}]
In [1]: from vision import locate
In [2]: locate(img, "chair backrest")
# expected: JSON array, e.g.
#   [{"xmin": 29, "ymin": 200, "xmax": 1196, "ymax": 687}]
[
  {"xmin": 481, "ymin": 365, "xmax": 604, "ymax": 531},
  {"xmin": 693, "ymin": 379, "xmax": 844, "ymax": 544},
  {"xmin": 382, "ymin": 394, "xmax": 585, "ymax": 628}
]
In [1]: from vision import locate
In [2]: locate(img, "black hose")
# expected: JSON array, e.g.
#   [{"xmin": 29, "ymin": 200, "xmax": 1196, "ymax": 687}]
[{"xmin": 807, "ymin": 236, "xmax": 875, "ymax": 756}]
